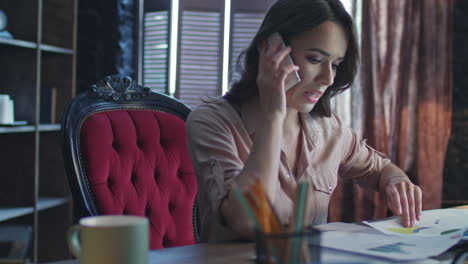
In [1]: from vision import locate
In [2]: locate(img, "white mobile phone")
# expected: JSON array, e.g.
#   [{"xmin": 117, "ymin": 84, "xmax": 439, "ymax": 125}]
[{"xmin": 267, "ymin": 32, "xmax": 301, "ymax": 91}]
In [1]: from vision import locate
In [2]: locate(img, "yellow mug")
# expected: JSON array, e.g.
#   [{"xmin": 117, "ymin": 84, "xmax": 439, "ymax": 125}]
[{"xmin": 68, "ymin": 215, "xmax": 149, "ymax": 264}]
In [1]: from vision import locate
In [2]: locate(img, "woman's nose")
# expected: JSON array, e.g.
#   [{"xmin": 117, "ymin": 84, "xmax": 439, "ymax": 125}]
[{"xmin": 315, "ymin": 63, "xmax": 334, "ymax": 87}]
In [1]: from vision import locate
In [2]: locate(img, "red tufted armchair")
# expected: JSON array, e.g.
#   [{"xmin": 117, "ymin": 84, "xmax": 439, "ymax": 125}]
[{"xmin": 61, "ymin": 76, "xmax": 199, "ymax": 249}]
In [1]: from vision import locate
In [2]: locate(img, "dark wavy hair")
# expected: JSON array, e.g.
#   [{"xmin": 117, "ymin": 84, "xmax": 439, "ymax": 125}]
[{"xmin": 224, "ymin": 0, "xmax": 359, "ymax": 117}]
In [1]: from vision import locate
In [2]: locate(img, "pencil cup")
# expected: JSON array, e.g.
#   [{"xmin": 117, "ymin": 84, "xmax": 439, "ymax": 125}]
[{"xmin": 254, "ymin": 227, "xmax": 321, "ymax": 264}]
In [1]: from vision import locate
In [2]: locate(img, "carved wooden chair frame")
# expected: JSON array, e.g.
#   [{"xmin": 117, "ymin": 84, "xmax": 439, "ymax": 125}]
[{"xmin": 61, "ymin": 75, "xmax": 200, "ymax": 242}]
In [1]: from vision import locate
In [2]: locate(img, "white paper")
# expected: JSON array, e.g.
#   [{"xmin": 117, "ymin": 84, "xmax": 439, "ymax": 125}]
[
  {"xmin": 314, "ymin": 222, "xmax": 373, "ymax": 233},
  {"xmin": 310, "ymin": 229, "xmax": 465, "ymax": 261},
  {"xmin": 318, "ymin": 246, "xmax": 452, "ymax": 264},
  {"xmin": 363, "ymin": 209, "xmax": 468, "ymax": 237}
]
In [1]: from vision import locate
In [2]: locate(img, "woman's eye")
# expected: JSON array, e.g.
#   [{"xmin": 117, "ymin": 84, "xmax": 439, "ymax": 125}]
[{"xmin": 307, "ymin": 57, "xmax": 321, "ymax": 64}]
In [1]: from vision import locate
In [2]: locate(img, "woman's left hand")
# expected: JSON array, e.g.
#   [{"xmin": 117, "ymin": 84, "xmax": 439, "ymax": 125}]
[{"xmin": 385, "ymin": 181, "xmax": 422, "ymax": 227}]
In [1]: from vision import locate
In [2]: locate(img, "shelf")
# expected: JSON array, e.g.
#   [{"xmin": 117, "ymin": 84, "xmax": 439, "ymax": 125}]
[
  {"xmin": 0, "ymin": 197, "xmax": 69, "ymax": 222},
  {"xmin": 0, "ymin": 124, "xmax": 61, "ymax": 134},
  {"xmin": 41, "ymin": 44, "xmax": 73, "ymax": 55},
  {"xmin": 39, "ymin": 124, "xmax": 61, "ymax": 132},
  {"xmin": 0, "ymin": 126, "xmax": 35, "ymax": 134},
  {"xmin": 0, "ymin": 37, "xmax": 73, "ymax": 55},
  {"xmin": 37, "ymin": 197, "xmax": 69, "ymax": 211},
  {"xmin": 0, "ymin": 37, "xmax": 36, "ymax": 49}
]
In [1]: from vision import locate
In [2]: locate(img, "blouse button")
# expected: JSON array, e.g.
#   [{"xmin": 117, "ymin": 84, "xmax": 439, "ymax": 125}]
[{"xmin": 328, "ymin": 186, "xmax": 332, "ymax": 191}]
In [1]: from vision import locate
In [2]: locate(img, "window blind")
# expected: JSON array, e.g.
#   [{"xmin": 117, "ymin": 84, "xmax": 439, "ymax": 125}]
[
  {"xmin": 178, "ymin": 10, "xmax": 221, "ymax": 108},
  {"xmin": 230, "ymin": 12, "xmax": 264, "ymax": 84},
  {"xmin": 143, "ymin": 11, "xmax": 169, "ymax": 94}
]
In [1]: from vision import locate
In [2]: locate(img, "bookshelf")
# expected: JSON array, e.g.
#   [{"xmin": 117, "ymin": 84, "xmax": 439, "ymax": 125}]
[
  {"xmin": 0, "ymin": 198, "xmax": 68, "ymax": 222},
  {"xmin": 0, "ymin": 0, "xmax": 77, "ymax": 262},
  {"xmin": 0, "ymin": 37, "xmax": 73, "ymax": 54}
]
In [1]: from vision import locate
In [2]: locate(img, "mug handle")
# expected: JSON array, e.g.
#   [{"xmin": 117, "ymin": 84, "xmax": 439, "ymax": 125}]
[{"xmin": 67, "ymin": 225, "xmax": 81, "ymax": 258}]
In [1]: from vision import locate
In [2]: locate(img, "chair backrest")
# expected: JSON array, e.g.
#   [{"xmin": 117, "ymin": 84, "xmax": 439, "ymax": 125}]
[{"xmin": 61, "ymin": 76, "xmax": 199, "ymax": 249}]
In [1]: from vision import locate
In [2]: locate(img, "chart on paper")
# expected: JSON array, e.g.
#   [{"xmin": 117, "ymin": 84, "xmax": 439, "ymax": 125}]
[
  {"xmin": 311, "ymin": 229, "xmax": 464, "ymax": 261},
  {"xmin": 363, "ymin": 208, "xmax": 468, "ymax": 237}
]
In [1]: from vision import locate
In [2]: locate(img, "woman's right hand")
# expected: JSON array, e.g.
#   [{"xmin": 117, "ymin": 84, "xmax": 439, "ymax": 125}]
[{"xmin": 256, "ymin": 37, "xmax": 299, "ymax": 118}]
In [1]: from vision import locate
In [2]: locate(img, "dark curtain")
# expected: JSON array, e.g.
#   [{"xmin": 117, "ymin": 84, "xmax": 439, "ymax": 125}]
[{"xmin": 329, "ymin": 0, "xmax": 453, "ymax": 222}]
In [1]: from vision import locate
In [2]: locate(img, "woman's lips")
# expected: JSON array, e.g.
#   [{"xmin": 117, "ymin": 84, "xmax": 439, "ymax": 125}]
[{"xmin": 304, "ymin": 90, "xmax": 322, "ymax": 103}]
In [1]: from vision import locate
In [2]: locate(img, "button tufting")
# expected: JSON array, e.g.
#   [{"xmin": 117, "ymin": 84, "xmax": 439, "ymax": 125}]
[
  {"xmin": 145, "ymin": 206, "xmax": 151, "ymax": 215},
  {"xmin": 112, "ymin": 141, "xmax": 119, "ymax": 151},
  {"xmin": 160, "ymin": 139, "xmax": 167, "ymax": 148},
  {"xmin": 136, "ymin": 140, "xmax": 144, "ymax": 148},
  {"xmin": 107, "ymin": 178, "xmax": 112, "ymax": 187},
  {"xmin": 177, "ymin": 170, "xmax": 183, "ymax": 179}
]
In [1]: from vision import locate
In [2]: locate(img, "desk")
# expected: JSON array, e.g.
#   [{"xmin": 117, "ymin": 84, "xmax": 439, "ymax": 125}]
[
  {"xmin": 45, "ymin": 243, "xmax": 252, "ymax": 264},
  {"xmin": 43, "ymin": 241, "xmax": 467, "ymax": 264}
]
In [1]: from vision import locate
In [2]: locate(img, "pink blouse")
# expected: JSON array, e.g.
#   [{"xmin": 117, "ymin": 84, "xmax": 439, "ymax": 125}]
[{"xmin": 186, "ymin": 98, "xmax": 408, "ymax": 242}]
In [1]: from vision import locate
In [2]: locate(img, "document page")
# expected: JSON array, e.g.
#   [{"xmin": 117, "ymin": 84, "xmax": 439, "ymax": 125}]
[
  {"xmin": 363, "ymin": 209, "xmax": 468, "ymax": 237},
  {"xmin": 310, "ymin": 229, "xmax": 464, "ymax": 261}
]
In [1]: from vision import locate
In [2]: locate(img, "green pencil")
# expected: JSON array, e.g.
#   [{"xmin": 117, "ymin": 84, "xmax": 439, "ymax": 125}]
[{"xmin": 290, "ymin": 182, "xmax": 308, "ymax": 264}]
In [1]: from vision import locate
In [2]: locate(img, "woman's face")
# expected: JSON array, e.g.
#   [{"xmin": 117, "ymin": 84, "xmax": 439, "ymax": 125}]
[{"xmin": 286, "ymin": 21, "xmax": 348, "ymax": 113}]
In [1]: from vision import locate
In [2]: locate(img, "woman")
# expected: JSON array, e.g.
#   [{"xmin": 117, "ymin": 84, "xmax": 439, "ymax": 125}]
[{"xmin": 186, "ymin": 0, "xmax": 422, "ymax": 242}]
